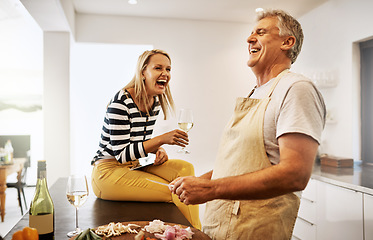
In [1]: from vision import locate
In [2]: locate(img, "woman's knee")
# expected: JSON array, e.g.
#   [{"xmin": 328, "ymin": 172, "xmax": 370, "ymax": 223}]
[
  {"xmin": 91, "ymin": 177, "xmax": 102, "ymax": 199},
  {"xmin": 168, "ymin": 159, "xmax": 195, "ymax": 177}
]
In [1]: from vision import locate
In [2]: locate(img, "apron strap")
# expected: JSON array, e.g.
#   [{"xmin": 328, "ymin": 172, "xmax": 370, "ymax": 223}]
[
  {"xmin": 266, "ymin": 69, "xmax": 289, "ymax": 98},
  {"xmin": 248, "ymin": 87, "xmax": 256, "ymax": 98},
  {"xmin": 248, "ymin": 69, "xmax": 290, "ymax": 98}
]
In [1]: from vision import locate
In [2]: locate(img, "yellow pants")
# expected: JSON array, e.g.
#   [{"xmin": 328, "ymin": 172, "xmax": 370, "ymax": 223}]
[{"xmin": 91, "ymin": 159, "xmax": 201, "ymax": 229}]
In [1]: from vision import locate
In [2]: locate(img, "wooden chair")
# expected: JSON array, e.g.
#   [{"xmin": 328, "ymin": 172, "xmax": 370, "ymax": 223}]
[{"xmin": 6, "ymin": 158, "xmax": 29, "ymax": 215}]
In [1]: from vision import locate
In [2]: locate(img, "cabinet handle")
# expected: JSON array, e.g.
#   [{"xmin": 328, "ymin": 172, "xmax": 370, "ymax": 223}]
[
  {"xmin": 292, "ymin": 235, "xmax": 301, "ymax": 240},
  {"xmin": 298, "ymin": 216, "xmax": 314, "ymax": 226},
  {"xmin": 302, "ymin": 197, "xmax": 315, "ymax": 203}
]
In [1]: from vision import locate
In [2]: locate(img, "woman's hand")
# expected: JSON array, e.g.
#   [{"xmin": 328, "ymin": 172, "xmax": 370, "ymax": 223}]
[
  {"xmin": 143, "ymin": 129, "xmax": 189, "ymax": 156},
  {"xmin": 153, "ymin": 147, "xmax": 168, "ymax": 165},
  {"xmin": 160, "ymin": 129, "xmax": 189, "ymax": 147}
]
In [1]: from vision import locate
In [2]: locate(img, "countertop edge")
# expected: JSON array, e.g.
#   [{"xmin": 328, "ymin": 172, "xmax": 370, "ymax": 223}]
[
  {"xmin": 311, "ymin": 174, "xmax": 373, "ymax": 196},
  {"xmin": 310, "ymin": 162, "xmax": 373, "ymax": 196}
]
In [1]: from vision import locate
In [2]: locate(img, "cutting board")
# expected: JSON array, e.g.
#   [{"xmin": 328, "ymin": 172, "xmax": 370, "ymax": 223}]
[
  {"xmin": 320, "ymin": 155, "xmax": 353, "ymax": 168},
  {"xmin": 70, "ymin": 221, "xmax": 211, "ymax": 240}
]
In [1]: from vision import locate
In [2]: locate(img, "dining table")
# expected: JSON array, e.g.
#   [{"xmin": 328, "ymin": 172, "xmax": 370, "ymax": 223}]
[
  {"xmin": 0, "ymin": 158, "xmax": 26, "ymax": 222},
  {"xmin": 4, "ymin": 177, "xmax": 209, "ymax": 239}
]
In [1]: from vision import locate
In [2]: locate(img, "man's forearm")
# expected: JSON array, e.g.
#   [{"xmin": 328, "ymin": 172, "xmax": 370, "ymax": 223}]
[{"xmin": 212, "ymin": 163, "xmax": 310, "ymax": 201}]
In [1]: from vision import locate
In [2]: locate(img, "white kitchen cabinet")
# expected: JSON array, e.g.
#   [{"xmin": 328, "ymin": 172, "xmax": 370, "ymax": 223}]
[
  {"xmin": 293, "ymin": 179, "xmax": 317, "ymax": 240},
  {"xmin": 298, "ymin": 197, "xmax": 317, "ymax": 225},
  {"xmin": 298, "ymin": 179, "xmax": 317, "ymax": 224},
  {"xmin": 302, "ymin": 179, "xmax": 317, "ymax": 202},
  {"xmin": 293, "ymin": 177, "xmax": 372, "ymax": 240},
  {"xmin": 364, "ymin": 193, "xmax": 373, "ymax": 240},
  {"xmin": 316, "ymin": 181, "xmax": 363, "ymax": 239},
  {"xmin": 293, "ymin": 217, "xmax": 316, "ymax": 240}
]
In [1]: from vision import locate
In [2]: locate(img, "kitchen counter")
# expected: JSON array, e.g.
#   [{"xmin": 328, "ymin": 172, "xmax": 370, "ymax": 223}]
[{"xmin": 311, "ymin": 161, "xmax": 373, "ymax": 195}]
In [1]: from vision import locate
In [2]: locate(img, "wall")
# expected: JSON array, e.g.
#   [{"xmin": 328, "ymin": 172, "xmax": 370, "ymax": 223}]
[
  {"xmin": 295, "ymin": 0, "xmax": 373, "ymax": 160},
  {"xmin": 43, "ymin": 31, "xmax": 71, "ymax": 184}
]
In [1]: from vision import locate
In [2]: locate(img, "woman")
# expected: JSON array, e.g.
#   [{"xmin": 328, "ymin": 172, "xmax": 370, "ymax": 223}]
[{"xmin": 91, "ymin": 49, "xmax": 201, "ymax": 229}]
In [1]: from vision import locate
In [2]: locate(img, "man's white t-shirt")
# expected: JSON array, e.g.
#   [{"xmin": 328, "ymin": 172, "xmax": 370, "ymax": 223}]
[{"xmin": 250, "ymin": 71, "xmax": 326, "ymax": 165}]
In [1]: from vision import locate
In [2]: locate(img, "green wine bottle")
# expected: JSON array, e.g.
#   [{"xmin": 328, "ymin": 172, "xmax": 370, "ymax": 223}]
[{"xmin": 29, "ymin": 160, "xmax": 55, "ymax": 239}]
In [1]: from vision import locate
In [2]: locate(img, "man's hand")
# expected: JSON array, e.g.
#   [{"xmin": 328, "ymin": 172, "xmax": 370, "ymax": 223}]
[{"xmin": 170, "ymin": 176, "xmax": 215, "ymax": 205}]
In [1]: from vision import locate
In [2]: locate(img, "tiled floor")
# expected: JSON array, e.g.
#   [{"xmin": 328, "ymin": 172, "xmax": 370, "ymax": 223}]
[{"xmin": 0, "ymin": 186, "xmax": 35, "ymax": 238}]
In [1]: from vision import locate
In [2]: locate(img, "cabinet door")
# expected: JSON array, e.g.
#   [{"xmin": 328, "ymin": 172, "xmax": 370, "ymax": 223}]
[
  {"xmin": 317, "ymin": 181, "xmax": 363, "ymax": 239},
  {"xmin": 302, "ymin": 178, "xmax": 317, "ymax": 202},
  {"xmin": 298, "ymin": 197, "xmax": 316, "ymax": 224},
  {"xmin": 298, "ymin": 178, "xmax": 317, "ymax": 224},
  {"xmin": 292, "ymin": 178, "xmax": 317, "ymax": 240},
  {"xmin": 364, "ymin": 193, "xmax": 373, "ymax": 240},
  {"xmin": 292, "ymin": 217, "xmax": 316, "ymax": 240}
]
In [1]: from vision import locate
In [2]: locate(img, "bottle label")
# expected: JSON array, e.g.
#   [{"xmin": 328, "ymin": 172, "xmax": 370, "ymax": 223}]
[{"xmin": 29, "ymin": 214, "xmax": 54, "ymax": 234}]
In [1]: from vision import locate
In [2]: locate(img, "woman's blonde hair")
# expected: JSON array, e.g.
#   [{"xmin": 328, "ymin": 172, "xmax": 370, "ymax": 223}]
[{"xmin": 124, "ymin": 49, "xmax": 175, "ymax": 119}]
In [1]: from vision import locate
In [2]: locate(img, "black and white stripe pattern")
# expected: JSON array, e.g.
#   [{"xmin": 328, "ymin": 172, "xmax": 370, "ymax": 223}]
[{"xmin": 93, "ymin": 89, "xmax": 160, "ymax": 164}]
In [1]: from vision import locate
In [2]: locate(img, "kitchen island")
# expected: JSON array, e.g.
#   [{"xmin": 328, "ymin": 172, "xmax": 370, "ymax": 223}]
[{"xmin": 4, "ymin": 178, "xmax": 196, "ymax": 239}]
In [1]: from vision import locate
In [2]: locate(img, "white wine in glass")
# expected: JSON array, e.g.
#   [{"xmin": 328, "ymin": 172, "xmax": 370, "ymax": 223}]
[
  {"xmin": 66, "ymin": 175, "xmax": 89, "ymax": 238},
  {"xmin": 177, "ymin": 109, "xmax": 194, "ymax": 154}
]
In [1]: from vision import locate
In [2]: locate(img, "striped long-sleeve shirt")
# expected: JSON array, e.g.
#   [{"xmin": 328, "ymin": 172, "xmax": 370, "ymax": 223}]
[{"xmin": 92, "ymin": 89, "xmax": 160, "ymax": 164}]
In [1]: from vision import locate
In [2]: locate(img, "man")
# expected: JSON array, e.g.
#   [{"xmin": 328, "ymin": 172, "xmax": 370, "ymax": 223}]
[{"xmin": 170, "ymin": 9, "xmax": 326, "ymax": 239}]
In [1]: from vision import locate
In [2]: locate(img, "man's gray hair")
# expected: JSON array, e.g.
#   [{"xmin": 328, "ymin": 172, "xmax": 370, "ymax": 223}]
[{"xmin": 257, "ymin": 9, "xmax": 304, "ymax": 64}]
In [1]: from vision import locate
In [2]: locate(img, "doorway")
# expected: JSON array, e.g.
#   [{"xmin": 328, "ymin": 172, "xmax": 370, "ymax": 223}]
[{"xmin": 360, "ymin": 38, "xmax": 373, "ymax": 165}]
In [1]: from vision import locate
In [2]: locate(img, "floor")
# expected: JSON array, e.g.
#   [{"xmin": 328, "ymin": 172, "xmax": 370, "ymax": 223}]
[{"xmin": 0, "ymin": 186, "xmax": 35, "ymax": 238}]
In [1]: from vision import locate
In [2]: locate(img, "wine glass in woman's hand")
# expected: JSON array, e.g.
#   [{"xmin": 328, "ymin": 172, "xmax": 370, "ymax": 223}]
[
  {"xmin": 177, "ymin": 109, "xmax": 194, "ymax": 154},
  {"xmin": 66, "ymin": 175, "xmax": 89, "ymax": 238}
]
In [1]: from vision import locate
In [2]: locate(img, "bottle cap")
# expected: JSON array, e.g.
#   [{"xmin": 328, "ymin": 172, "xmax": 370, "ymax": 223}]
[{"xmin": 38, "ymin": 160, "xmax": 47, "ymax": 171}]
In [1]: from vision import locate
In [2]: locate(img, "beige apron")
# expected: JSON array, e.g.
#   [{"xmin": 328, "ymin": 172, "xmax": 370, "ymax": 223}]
[{"xmin": 203, "ymin": 70, "xmax": 300, "ymax": 240}]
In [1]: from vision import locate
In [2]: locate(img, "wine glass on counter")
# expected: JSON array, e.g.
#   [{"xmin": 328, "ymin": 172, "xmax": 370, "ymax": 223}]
[
  {"xmin": 66, "ymin": 174, "xmax": 89, "ymax": 238},
  {"xmin": 177, "ymin": 108, "xmax": 194, "ymax": 154}
]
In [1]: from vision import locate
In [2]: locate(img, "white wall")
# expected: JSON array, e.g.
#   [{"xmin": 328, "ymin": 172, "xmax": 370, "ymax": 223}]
[
  {"xmin": 295, "ymin": 0, "xmax": 373, "ymax": 160},
  {"xmin": 43, "ymin": 31, "xmax": 71, "ymax": 184}
]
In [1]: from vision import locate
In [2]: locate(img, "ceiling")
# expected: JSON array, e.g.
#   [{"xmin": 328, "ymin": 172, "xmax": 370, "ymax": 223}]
[{"xmin": 73, "ymin": 0, "xmax": 329, "ymax": 24}]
